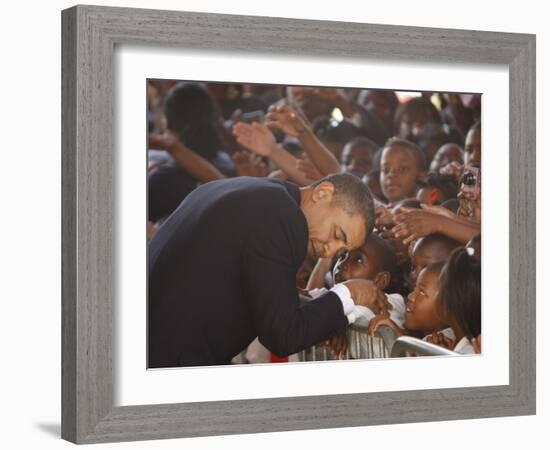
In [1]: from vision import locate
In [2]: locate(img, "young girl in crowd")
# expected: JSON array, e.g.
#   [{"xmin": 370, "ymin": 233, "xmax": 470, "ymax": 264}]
[
  {"xmin": 426, "ymin": 243, "xmax": 481, "ymax": 354},
  {"xmin": 367, "ymin": 262, "xmax": 448, "ymax": 341}
]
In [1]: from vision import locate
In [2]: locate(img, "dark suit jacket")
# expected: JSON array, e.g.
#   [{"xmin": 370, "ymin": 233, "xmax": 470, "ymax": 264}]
[{"xmin": 148, "ymin": 177, "xmax": 348, "ymax": 367}]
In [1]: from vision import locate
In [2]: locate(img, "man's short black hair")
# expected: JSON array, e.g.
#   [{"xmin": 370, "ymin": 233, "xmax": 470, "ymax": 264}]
[{"xmin": 311, "ymin": 173, "xmax": 375, "ymax": 238}]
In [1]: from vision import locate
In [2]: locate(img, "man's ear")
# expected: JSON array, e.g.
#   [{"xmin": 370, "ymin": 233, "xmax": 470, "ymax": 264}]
[
  {"xmin": 373, "ymin": 271, "xmax": 390, "ymax": 290},
  {"xmin": 312, "ymin": 181, "xmax": 335, "ymax": 203}
]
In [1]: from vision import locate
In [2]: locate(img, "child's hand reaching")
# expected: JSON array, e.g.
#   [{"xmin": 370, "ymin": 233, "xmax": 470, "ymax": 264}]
[
  {"xmin": 368, "ymin": 312, "xmax": 404, "ymax": 337},
  {"xmin": 375, "ymin": 205, "xmax": 395, "ymax": 229},
  {"xmin": 296, "ymin": 155, "xmax": 323, "ymax": 181},
  {"xmin": 323, "ymin": 335, "xmax": 349, "ymax": 359},
  {"xmin": 440, "ymin": 161, "xmax": 463, "ymax": 180},
  {"xmin": 232, "ymin": 122, "xmax": 277, "ymax": 157},
  {"xmin": 232, "ymin": 151, "xmax": 268, "ymax": 177},
  {"xmin": 425, "ymin": 331, "xmax": 456, "ymax": 350},
  {"xmin": 419, "ymin": 203, "xmax": 457, "ymax": 219},
  {"xmin": 471, "ymin": 335, "xmax": 482, "ymax": 354},
  {"xmin": 265, "ymin": 104, "xmax": 308, "ymax": 137},
  {"xmin": 392, "ymin": 207, "xmax": 441, "ymax": 245}
]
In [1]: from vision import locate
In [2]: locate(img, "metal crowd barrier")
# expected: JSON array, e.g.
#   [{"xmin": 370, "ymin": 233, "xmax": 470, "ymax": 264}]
[
  {"xmin": 390, "ymin": 336, "xmax": 459, "ymax": 357},
  {"xmin": 297, "ymin": 325, "xmax": 459, "ymax": 361},
  {"xmin": 297, "ymin": 324, "xmax": 393, "ymax": 361}
]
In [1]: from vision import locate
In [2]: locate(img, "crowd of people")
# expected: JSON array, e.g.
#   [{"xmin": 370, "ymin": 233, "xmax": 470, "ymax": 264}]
[{"xmin": 147, "ymin": 79, "xmax": 482, "ymax": 363}]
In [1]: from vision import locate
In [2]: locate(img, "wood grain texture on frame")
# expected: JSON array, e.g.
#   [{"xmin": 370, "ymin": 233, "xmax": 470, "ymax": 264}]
[{"xmin": 61, "ymin": 4, "xmax": 536, "ymax": 444}]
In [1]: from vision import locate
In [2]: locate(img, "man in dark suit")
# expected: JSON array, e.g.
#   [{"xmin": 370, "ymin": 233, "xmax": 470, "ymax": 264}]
[{"xmin": 148, "ymin": 173, "xmax": 382, "ymax": 368}]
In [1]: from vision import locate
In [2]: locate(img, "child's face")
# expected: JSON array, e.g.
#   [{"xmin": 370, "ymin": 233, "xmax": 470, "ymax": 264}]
[
  {"xmin": 464, "ymin": 127, "xmax": 481, "ymax": 167},
  {"xmin": 341, "ymin": 143, "xmax": 373, "ymax": 178},
  {"xmin": 398, "ymin": 108, "xmax": 432, "ymax": 141},
  {"xmin": 429, "ymin": 143, "xmax": 463, "ymax": 173},
  {"xmin": 380, "ymin": 146, "xmax": 419, "ymax": 203},
  {"xmin": 404, "ymin": 268, "xmax": 446, "ymax": 332},
  {"xmin": 332, "ymin": 247, "xmax": 379, "ymax": 284},
  {"xmin": 410, "ymin": 242, "xmax": 443, "ymax": 287},
  {"xmin": 361, "ymin": 91, "xmax": 393, "ymax": 128}
]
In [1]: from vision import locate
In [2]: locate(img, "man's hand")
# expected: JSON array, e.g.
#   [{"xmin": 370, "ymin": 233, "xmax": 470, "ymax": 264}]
[
  {"xmin": 232, "ymin": 122, "xmax": 277, "ymax": 157},
  {"xmin": 265, "ymin": 104, "xmax": 308, "ymax": 137},
  {"xmin": 342, "ymin": 279, "xmax": 392, "ymax": 314}
]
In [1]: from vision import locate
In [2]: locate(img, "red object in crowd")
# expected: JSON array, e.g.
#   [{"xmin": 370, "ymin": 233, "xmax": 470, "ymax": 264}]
[{"xmin": 270, "ymin": 353, "xmax": 288, "ymax": 363}]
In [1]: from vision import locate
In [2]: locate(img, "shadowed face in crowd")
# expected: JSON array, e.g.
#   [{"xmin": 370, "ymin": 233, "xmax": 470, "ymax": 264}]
[
  {"xmin": 410, "ymin": 235, "xmax": 460, "ymax": 287},
  {"xmin": 464, "ymin": 126, "xmax": 481, "ymax": 167},
  {"xmin": 301, "ymin": 182, "xmax": 367, "ymax": 260},
  {"xmin": 429, "ymin": 143, "xmax": 464, "ymax": 173},
  {"xmin": 341, "ymin": 142, "xmax": 374, "ymax": 178},
  {"xmin": 358, "ymin": 90, "xmax": 394, "ymax": 130},
  {"xmin": 404, "ymin": 267, "xmax": 447, "ymax": 332},
  {"xmin": 398, "ymin": 106, "xmax": 434, "ymax": 141}
]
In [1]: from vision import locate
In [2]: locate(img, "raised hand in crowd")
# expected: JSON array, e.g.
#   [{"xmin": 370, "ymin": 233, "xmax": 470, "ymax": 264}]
[
  {"xmin": 265, "ymin": 104, "xmax": 308, "ymax": 137},
  {"xmin": 233, "ymin": 121, "xmax": 316, "ymax": 186},
  {"xmin": 392, "ymin": 205, "xmax": 480, "ymax": 245},
  {"xmin": 439, "ymin": 160, "xmax": 464, "ymax": 180},
  {"xmin": 148, "ymin": 131, "xmax": 224, "ymax": 182},
  {"xmin": 290, "ymin": 86, "xmax": 357, "ymax": 117},
  {"xmin": 296, "ymin": 155, "xmax": 323, "ymax": 181},
  {"xmin": 232, "ymin": 122, "xmax": 277, "ymax": 157},
  {"xmin": 392, "ymin": 207, "xmax": 441, "ymax": 245},
  {"xmin": 232, "ymin": 151, "xmax": 269, "ymax": 177},
  {"xmin": 266, "ymin": 104, "xmax": 341, "ymax": 176}
]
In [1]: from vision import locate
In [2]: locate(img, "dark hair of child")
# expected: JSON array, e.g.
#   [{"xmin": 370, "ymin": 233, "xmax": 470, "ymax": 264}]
[
  {"xmin": 312, "ymin": 116, "xmax": 363, "ymax": 145},
  {"xmin": 163, "ymin": 82, "xmax": 222, "ymax": 159},
  {"xmin": 384, "ymin": 137, "xmax": 428, "ymax": 172},
  {"xmin": 438, "ymin": 246, "xmax": 481, "ymax": 339},
  {"xmin": 420, "ymin": 172, "xmax": 459, "ymax": 204}
]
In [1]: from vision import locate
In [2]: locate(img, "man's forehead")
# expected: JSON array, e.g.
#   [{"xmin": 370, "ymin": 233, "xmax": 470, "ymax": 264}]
[{"xmin": 340, "ymin": 213, "xmax": 367, "ymax": 246}]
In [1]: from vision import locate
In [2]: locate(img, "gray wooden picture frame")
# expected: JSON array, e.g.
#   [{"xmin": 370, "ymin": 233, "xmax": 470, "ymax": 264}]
[{"xmin": 61, "ymin": 4, "xmax": 536, "ymax": 444}]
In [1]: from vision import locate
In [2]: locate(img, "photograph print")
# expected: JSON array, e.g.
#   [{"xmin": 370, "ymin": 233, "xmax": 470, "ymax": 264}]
[{"xmin": 146, "ymin": 80, "xmax": 482, "ymax": 368}]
